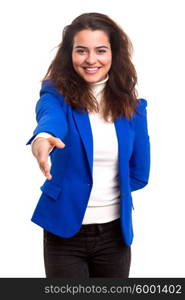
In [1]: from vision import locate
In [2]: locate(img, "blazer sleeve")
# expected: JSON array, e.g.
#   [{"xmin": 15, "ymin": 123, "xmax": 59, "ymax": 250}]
[
  {"xmin": 26, "ymin": 89, "xmax": 68, "ymax": 146},
  {"xmin": 129, "ymin": 98, "xmax": 150, "ymax": 192}
]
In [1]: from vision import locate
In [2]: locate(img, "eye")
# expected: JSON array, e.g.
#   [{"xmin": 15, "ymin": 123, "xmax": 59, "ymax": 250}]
[
  {"xmin": 97, "ymin": 49, "xmax": 106, "ymax": 53},
  {"xmin": 76, "ymin": 49, "xmax": 86, "ymax": 54}
]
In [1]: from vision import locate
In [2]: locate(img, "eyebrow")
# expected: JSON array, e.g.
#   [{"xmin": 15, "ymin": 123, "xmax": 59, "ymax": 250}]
[{"xmin": 74, "ymin": 46, "xmax": 110, "ymax": 49}]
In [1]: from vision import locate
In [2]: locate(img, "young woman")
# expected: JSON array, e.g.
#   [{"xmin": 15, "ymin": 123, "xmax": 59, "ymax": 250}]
[{"xmin": 26, "ymin": 12, "xmax": 150, "ymax": 278}]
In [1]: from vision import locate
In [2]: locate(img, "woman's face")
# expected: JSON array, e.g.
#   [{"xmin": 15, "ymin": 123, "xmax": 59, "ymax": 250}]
[{"xmin": 72, "ymin": 29, "xmax": 112, "ymax": 83}]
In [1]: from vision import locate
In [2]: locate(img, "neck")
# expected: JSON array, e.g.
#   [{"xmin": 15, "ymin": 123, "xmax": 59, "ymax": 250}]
[
  {"xmin": 89, "ymin": 75, "xmax": 109, "ymax": 101},
  {"xmin": 89, "ymin": 75, "xmax": 109, "ymax": 87}
]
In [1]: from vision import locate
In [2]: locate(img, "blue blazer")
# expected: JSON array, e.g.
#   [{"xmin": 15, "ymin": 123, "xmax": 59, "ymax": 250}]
[{"xmin": 26, "ymin": 80, "xmax": 150, "ymax": 246}]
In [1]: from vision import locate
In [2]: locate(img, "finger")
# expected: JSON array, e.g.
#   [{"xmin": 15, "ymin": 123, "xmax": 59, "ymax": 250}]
[
  {"xmin": 45, "ymin": 171, "xmax": 52, "ymax": 180},
  {"xmin": 48, "ymin": 137, "xmax": 65, "ymax": 148},
  {"xmin": 39, "ymin": 160, "xmax": 52, "ymax": 180}
]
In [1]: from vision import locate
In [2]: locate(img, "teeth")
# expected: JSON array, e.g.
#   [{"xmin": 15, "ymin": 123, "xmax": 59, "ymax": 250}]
[{"xmin": 86, "ymin": 68, "xmax": 98, "ymax": 71}]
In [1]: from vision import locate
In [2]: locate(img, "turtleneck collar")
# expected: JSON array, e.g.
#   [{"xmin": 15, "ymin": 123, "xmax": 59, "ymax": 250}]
[
  {"xmin": 89, "ymin": 75, "xmax": 109, "ymax": 100},
  {"xmin": 89, "ymin": 74, "xmax": 109, "ymax": 87}
]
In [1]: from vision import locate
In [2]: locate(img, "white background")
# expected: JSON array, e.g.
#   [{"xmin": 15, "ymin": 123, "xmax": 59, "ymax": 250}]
[{"xmin": 0, "ymin": 0, "xmax": 185, "ymax": 277}]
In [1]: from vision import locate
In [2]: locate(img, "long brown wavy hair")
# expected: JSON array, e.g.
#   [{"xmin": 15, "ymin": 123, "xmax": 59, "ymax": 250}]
[{"xmin": 42, "ymin": 12, "xmax": 139, "ymax": 122}]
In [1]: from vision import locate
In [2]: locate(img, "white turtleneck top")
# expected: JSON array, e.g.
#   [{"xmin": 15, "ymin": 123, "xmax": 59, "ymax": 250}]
[{"xmin": 32, "ymin": 76, "xmax": 120, "ymax": 224}]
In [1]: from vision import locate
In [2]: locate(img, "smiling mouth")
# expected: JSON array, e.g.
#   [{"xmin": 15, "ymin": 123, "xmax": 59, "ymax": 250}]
[{"xmin": 83, "ymin": 67, "xmax": 101, "ymax": 74}]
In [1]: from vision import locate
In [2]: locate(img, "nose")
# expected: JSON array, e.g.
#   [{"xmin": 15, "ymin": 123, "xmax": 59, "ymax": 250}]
[{"xmin": 86, "ymin": 51, "xmax": 97, "ymax": 64}]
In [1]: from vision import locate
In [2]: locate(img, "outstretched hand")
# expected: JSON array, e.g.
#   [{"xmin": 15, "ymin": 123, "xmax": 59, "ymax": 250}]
[{"xmin": 31, "ymin": 136, "xmax": 65, "ymax": 180}]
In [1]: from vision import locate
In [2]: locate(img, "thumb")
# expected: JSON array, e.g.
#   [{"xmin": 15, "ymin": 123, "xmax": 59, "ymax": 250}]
[
  {"xmin": 48, "ymin": 137, "xmax": 65, "ymax": 149},
  {"xmin": 39, "ymin": 158, "xmax": 52, "ymax": 180}
]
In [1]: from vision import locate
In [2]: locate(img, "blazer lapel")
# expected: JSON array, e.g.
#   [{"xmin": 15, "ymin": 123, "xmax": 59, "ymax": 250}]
[
  {"xmin": 114, "ymin": 116, "xmax": 133, "ymax": 194},
  {"xmin": 114, "ymin": 116, "xmax": 132, "ymax": 160},
  {"xmin": 72, "ymin": 109, "xmax": 93, "ymax": 176}
]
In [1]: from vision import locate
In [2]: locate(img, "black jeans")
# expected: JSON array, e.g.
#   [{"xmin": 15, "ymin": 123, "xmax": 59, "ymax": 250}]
[{"xmin": 44, "ymin": 218, "xmax": 131, "ymax": 278}]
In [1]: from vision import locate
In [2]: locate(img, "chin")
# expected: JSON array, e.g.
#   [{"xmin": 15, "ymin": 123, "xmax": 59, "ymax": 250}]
[
  {"xmin": 86, "ymin": 78, "xmax": 99, "ymax": 83},
  {"xmin": 83, "ymin": 75, "xmax": 104, "ymax": 84}
]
